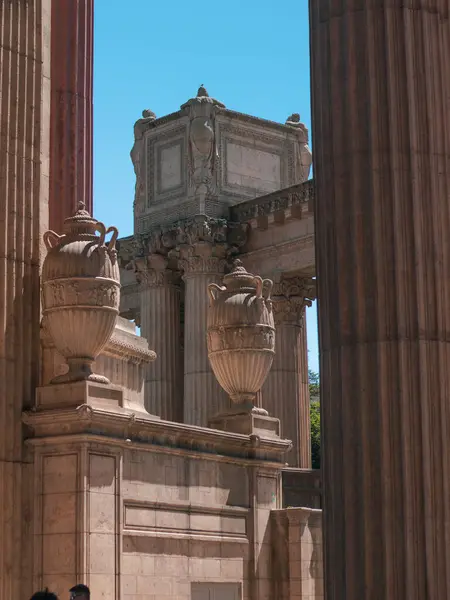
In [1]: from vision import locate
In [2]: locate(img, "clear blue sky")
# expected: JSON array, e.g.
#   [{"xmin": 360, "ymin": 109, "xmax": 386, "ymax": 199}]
[{"xmin": 92, "ymin": 0, "xmax": 319, "ymax": 372}]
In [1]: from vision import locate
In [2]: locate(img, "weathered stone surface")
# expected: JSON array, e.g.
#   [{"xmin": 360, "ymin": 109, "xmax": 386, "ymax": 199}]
[
  {"xmin": 49, "ymin": 0, "xmax": 94, "ymax": 232},
  {"xmin": 271, "ymin": 508, "xmax": 323, "ymax": 600},
  {"xmin": 23, "ymin": 403, "xmax": 291, "ymax": 599},
  {"xmin": 0, "ymin": 1, "xmax": 51, "ymax": 596},
  {"xmin": 310, "ymin": 1, "xmax": 450, "ymax": 598},
  {"xmin": 263, "ymin": 277, "xmax": 316, "ymax": 467},
  {"xmin": 133, "ymin": 89, "xmax": 312, "ymax": 232},
  {"xmin": 42, "ymin": 204, "xmax": 120, "ymax": 384},
  {"xmin": 207, "ymin": 261, "xmax": 275, "ymax": 412}
]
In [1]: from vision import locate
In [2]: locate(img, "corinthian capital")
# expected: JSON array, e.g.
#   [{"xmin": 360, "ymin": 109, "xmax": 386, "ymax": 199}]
[
  {"xmin": 272, "ymin": 276, "xmax": 316, "ymax": 325},
  {"xmin": 134, "ymin": 255, "xmax": 180, "ymax": 289},
  {"xmin": 179, "ymin": 248, "xmax": 228, "ymax": 277}
]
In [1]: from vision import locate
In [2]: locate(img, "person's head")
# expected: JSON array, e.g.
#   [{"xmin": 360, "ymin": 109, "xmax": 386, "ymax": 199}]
[
  {"xmin": 30, "ymin": 589, "xmax": 58, "ymax": 600},
  {"xmin": 69, "ymin": 584, "xmax": 90, "ymax": 600}
]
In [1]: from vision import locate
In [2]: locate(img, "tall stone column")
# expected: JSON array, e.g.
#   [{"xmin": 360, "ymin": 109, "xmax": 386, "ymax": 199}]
[
  {"xmin": 180, "ymin": 248, "xmax": 229, "ymax": 426},
  {"xmin": 0, "ymin": 1, "xmax": 51, "ymax": 597},
  {"xmin": 49, "ymin": 0, "xmax": 94, "ymax": 232},
  {"xmin": 262, "ymin": 277, "xmax": 315, "ymax": 467},
  {"xmin": 310, "ymin": 2, "xmax": 450, "ymax": 598},
  {"xmin": 136, "ymin": 256, "xmax": 183, "ymax": 421}
]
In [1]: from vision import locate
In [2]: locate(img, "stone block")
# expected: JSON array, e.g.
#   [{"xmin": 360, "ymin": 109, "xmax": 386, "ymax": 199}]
[
  {"xmin": 208, "ymin": 410, "xmax": 280, "ymax": 438},
  {"xmin": 36, "ymin": 380, "xmax": 123, "ymax": 410}
]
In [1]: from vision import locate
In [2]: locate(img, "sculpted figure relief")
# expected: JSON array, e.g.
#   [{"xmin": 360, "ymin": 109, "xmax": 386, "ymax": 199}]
[
  {"xmin": 286, "ymin": 113, "xmax": 313, "ymax": 182},
  {"xmin": 181, "ymin": 86, "xmax": 225, "ymax": 197},
  {"xmin": 130, "ymin": 109, "xmax": 157, "ymax": 210}
]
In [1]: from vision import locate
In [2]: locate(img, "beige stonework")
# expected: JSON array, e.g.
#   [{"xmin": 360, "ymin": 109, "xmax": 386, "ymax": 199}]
[
  {"xmin": 23, "ymin": 401, "xmax": 292, "ymax": 600},
  {"xmin": 0, "ymin": 1, "xmax": 51, "ymax": 597},
  {"xmin": 263, "ymin": 277, "xmax": 316, "ymax": 467},
  {"xmin": 41, "ymin": 204, "xmax": 121, "ymax": 384},
  {"xmin": 271, "ymin": 508, "xmax": 323, "ymax": 600},
  {"xmin": 135, "ymin": 256, "xmax": 183, "ymax": 420}
]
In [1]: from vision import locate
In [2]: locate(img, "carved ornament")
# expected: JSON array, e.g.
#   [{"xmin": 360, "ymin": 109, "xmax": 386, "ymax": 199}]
[
  {"xmin": 272, "ymin": 276, "xmax": 317, "ymax": 325},
  {"xmin": 41, "ymin": 203, "xmax": 120, "ymax": 384}
]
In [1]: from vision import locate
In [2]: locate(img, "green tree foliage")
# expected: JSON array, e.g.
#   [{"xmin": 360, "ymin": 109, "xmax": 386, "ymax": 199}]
[
  {"xmin": 308, "ymin": 368, "xmax": 320, "ymax": 399},
  {"xmin": 310, "ymin": 400, "xmax": 321, "ymax": 469},
  {"xmin": 308, "ymin": 370, "xmax": 320, "ymax": 469}
]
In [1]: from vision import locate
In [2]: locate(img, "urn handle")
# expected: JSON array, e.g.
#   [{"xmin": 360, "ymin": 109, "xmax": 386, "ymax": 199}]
[
  {"xmin": 105, "ymin": 226, "xmax": 119, "ymax": 251},
  {"xmin": 95, "ymin": 221, "xmax": 107, "ymax": 247},
  {"xmin": 254, "ymin": 276, "xmax": 263, "ymax": 299},
  {"xmin": 208, "ymin": 283, "xmax": 225, "ymax": 305},
  {"xmin": 262, "ymin": 278, "xmax": 273, "ymax": 300},
  {"xmin": 43, "ymin": 230, "xmax": 63, "ymax": 251}
]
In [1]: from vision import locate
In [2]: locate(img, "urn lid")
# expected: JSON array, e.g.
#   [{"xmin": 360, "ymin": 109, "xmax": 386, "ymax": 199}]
[
  {"xmin": 63, "ymin": 202, "xmax": 99, "ymax": 236},
  {"xmin": 223, "ymin": 260, "xmax": 257, "ymax": 289}
]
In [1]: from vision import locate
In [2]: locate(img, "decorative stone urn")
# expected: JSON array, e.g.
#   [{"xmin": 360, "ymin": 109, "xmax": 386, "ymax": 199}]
[
  {"xmin": 41, "ymin": 202, "xmax": 120, "ymax": 384},
  {"xmin": 207, "ymin": 260, "xmax": 275, "ymax": 412}
]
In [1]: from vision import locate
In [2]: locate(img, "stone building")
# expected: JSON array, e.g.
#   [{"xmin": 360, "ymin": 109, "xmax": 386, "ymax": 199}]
[
  {"xmin": 0, "ymin": 3, "xmax": 322, "ymax": 600},
  {"xmin": 2, "ymin": 1, "xmax": 445, "ymax": 600},
  {"xmin": 119, "ymin": 87, "xmax": 316, "ymax": 469}
]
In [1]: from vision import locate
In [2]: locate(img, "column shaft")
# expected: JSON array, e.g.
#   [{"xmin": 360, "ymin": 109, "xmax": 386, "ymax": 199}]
[
  {"xmin": 263, "ymin": 323, "xmax": 303, "ymax": 466},
  {"xmin": 0, "ymin": 1, "xmax": 51, "ymax": 597},
  {"xmin": 310, "ymin": 1, "xmax": 450, "ymax": 598},
  {"xmin": 49, "ymin": 0, "xmax": 93, "ymax": 231},
  {"xmin": 183, "ymin": 270, "xmax": 229, "ymax": 426},
  {"xmin": 298, "ymin": 318, "xmax": 311, "ymax": 468},
  {"xmin": 139, "ymin": 270, "xmax": 182, "ymax": 421}
]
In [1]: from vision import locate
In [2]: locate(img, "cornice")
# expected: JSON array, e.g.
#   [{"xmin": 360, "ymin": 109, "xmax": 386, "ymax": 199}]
[
  {"xmin": 22, "ymin": 404, "xmax": 292, "ymax": 466},
  {"xmin": 229, "ymin": 179, "xmax": 314, "ymax": 224}
]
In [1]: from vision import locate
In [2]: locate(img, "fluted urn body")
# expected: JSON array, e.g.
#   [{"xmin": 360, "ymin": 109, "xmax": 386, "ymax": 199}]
[
  {"xmin": 207, "ymin": 261, "xmax": 275, "ymax": 410},
  {"xmin": 41, "ymin": 203, "xmax": 120, "ymax": 384}
]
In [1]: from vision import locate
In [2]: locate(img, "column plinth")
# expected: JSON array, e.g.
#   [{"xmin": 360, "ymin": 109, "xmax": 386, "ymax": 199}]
[
  {"xmin": 310, "ymin": 1, "xmax": 450, "ymax": 597},
  {"xmin": 262, "ymin": 277, "xmax": 315, "ymax": 467},
  {"xmin": 180, "ymin": 247, "xmax": 229, "ymax": 426},
  {"xmin": 136, "ymin": 256, "xmax": 182, "ymax": 421}
]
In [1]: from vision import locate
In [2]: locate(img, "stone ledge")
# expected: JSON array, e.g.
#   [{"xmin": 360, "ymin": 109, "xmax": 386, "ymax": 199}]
[{"xmin": 22, "ymin": 404, "xmax": 292, "ymax": 465}]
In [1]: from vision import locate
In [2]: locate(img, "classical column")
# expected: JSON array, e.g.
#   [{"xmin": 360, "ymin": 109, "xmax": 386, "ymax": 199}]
[
  {"xmin": 180, "ymin": 248, "xmax": 229, "ymax": 426},
  {"xmin": 310, "ymin": 2, "xmax": 450, "ymax": 598},
  {"xmin": 0, "ymin": 1, "xmax": 51, "ymax": 597},
  {"xmin": 50, "ymin": 0, "xmax": 94, "ymax": 231},
  {"xmin": 262, "ymin": 277, "xmax": 315, "ymax": 467},
  {"xmin": 136, "ymin": 256, "xmax": 183, "ymax": 421}
]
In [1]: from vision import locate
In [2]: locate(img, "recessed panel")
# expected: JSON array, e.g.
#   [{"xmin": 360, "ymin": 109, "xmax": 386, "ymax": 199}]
[
  {"xmin": 226, "ymin": 141, "xmax": 281, "ymax": 193},
  {"xmin": 157, "ymin": 141, "xmax": 182, "ymax": 193}
]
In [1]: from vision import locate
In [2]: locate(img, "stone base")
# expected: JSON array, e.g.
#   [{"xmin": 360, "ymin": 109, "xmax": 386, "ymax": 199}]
[
  {"xmin": 209, "ymin": 408, "xmax": 281, "ymax": 438},
  {"xmin": 36, "ymin": 380, "xmax": 125, "ymax": 411}
]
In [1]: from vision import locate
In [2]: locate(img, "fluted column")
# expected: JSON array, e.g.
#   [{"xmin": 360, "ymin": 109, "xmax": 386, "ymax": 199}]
[
  {"xmin": 0, "ymin": 1, "xmax": 51, "ymax": 597},
  {"xmin": 136, "ymin": 256, "xmax": 182, "ymax": 421},
  {"xmin": 49, "ymin": 0, "xmax": 93, "ymax": 231},
  {"xmin": 310, "ymin": 2, "xmax": 450, "ymax": 598},
  {"xmin": 262, "ymin": 277, "xmax": 315, "ymax": 467},
  {"xmin": 180, "ymin": 249, "xmax": 229, "ymax": 426}
]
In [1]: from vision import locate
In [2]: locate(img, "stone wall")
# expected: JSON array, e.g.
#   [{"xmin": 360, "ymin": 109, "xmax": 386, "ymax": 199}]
[
  {"xmin": 25, "ymin": 432, "xmax": 285, "ymax": 600},
  {"xmin": 271, "ymin": 508, "xmax": 323, "ymax": 600}
]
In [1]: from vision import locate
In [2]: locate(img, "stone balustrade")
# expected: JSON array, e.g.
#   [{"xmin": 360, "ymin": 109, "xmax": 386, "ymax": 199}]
[{"xmin": 229, "ymin": 179, "xmax": 314, "ymax": 229}]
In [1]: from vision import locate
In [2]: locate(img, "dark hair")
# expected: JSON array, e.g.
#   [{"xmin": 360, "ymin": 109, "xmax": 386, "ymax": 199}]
[
  {"xmin": 30, "ymin": 590, "xmax": 58, "ymax": 600},
  {"xmin": 69, "ymin": 584, "xmax": 90, "ymax": 597}
]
